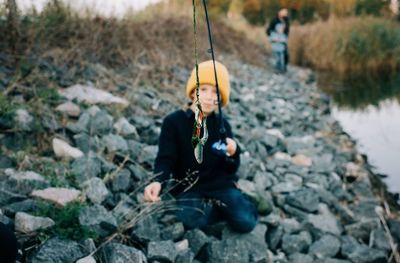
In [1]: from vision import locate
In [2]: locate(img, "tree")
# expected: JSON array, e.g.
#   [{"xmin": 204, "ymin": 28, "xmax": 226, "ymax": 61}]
[{"xmin": 7, "ymin": 0, "xmax": 19, "ymax": 52}]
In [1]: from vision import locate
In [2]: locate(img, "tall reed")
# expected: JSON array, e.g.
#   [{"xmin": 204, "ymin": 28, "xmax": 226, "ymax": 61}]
[{"xmin": 289, "ymin": 16, "xmax": 400, "ymax": 75}]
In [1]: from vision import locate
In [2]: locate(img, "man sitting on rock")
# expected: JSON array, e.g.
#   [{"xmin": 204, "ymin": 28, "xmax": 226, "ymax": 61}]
[{"xmin": 143, "ymin": 60, "xmax": 258, "ymax": 233}]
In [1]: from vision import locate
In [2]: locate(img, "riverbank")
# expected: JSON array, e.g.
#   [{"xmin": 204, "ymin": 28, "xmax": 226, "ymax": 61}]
[{"xmin": 1, "ymin": 51, "xmax": 399, "ymax": 261}]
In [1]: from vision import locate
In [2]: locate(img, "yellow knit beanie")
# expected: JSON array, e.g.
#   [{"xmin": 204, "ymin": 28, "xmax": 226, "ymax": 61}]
[{"xmin": 186, "ymin": 60, "xmax": 230, "ymax": 107}]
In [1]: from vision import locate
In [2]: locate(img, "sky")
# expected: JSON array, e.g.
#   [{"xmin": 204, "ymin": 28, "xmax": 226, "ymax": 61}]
[{"xmin": 1, "ymin": 0, "xmax": 163, "ymax": 17}]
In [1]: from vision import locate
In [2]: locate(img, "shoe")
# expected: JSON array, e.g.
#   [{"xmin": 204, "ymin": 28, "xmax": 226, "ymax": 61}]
[{"xmin": 244, "ymin": 191, "xmax": 273, "ymax": 215}]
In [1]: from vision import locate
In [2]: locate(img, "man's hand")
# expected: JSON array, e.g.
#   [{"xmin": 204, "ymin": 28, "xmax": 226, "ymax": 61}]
[
  {"xmin": 226, "ymin": 137, "xmax": 237, "ymax": 156},
  {"xmin": 143, "ymin": 182, "xmax": 161, "ymax": 202}
]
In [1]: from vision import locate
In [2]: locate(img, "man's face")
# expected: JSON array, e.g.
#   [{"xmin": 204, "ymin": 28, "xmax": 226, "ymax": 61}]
[{"xmin": 192, "ymin": 84, "xmax": 218, "ymax": 115}]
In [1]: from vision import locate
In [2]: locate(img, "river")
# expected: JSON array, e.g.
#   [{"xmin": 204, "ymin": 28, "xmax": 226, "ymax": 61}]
[{"xmin": 319, "ymin": 74, "xmax": 400, "ymax": 194}]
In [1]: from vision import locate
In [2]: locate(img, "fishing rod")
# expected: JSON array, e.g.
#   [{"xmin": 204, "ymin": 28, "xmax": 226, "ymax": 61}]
[{"xmin": 202, "ymin": 0, "xmax": 228, "ymax": 156}]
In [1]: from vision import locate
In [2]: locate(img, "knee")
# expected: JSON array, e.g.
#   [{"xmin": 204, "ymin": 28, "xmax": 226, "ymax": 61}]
[
  {"xmin": 176, "ymin": 205, "xmax": 209, "ymax": 230},
  {"xmin": 229, "ymin": 214, "xmax": 258, "ymax": 233}
]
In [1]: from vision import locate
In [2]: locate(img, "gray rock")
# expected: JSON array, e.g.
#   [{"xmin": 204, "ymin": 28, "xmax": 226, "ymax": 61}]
[
  {"xmin": 253, "ymin": 171, "xmax": 273, "ymax": 191},
  {"xmin": 101, "ymin": 242, "xmax": 146, "ymax": 263},
  {"xmin": 184, "ymin": 229, "xmax": 209, "ymax": 256},
  {"xmin": 67, "ymin": 112, "xmax": 91, "ymax": 133},
  {"xmin": 312, "ymin": 154, "xmax": 335, "ymax": 173},
  {"xmin": 222, "ymin": 224, "xmax": 268, "ymax": 262},
  {"xmin": 313, "ymin": 259, "xmax": 351, "ymax": 263},
  {"xmin": 344, "ymin": 219, "xmax": 380, "ymax": 242},
  {"xmin": 111, "ymin": 169, "xmax": 131, "ymax": 192},
  {"xmin": 281, "ymin": 231, "xmax": 312, "ymax": 254},
  {"xmin": 78, "ymin": 205, "xmax": 117, "ymax": 237},
  {"xmin": 207, "ymin": 238, "xmax": 249, "ymax": 263},
  {"xmin": 286, "ymin": 188, "xmax": 320, "ymax": 213},
  {"xmin": 103, "ymin": 134, "xmax": 128, "ymax": 153},
  {"xmin": 288, "ymin": 253, "xmax": 313, "ymax": 263},
  {"xmin": 3, "ymin": 199, "xmax": 37, "ymax": 217},
  {"xmin": 160, "ymin": 222, "xmax": 185, "ymax": 241},
  {"xmin": 175, "ymin": 249, "xmax": 195, "ymax": 263},
  {"xmin": 112, "ymin": 196, "xmax": 138, "ymax": 224},
  {"xmin": 147, "ymin": 240, "xmax": 177, "ymax": 262},
  {"xmin": 0, "ymin": 155, "xmax": 14, "ymax": 168},
  {"xmin": 83, "ymin": 177, "xmax": 110, "ymax": 204},
  {"xmin": 29, "ymin": 237, "xmax": 86, "ymax": 263},
  {"xmin": 71, "ymin": 156, "xmax": 102, "ymax": 185},
  {"xmin": 266, "ymin": 225, "xmax": 283, "ymax": 251},
  {"xmin": 15, "ymin": 212, "xmax": 55, "ymax": 233},
  {"xmin": 341, "ymin": 235, "xmax": 388, "ymax": 263},
  {"xmin": 131, "ymin": 215, "xmax": 161, "ymax": 243},
  {"xmin": 90, "ymin": 110, "xmax": 113, "ymax": 135},
  {"xmin": 388, "ymin": 219, "xmax": 400, "ymax": 244},
  {"xmin": 73, "ymin": 133, "xmax": 96, "ymax": 153},
  {"xmin": 281, "ymin": 218, "xmax": 302, "ymax": 234},
  {"xmin": 272, "ymin": 181, "xmax": 302, "ymax": 193},
  {"xmin": 305, "ymin": 204, "xmax": 343, "ymax": 238},
  {"xmin": 138, "ymin": 145, "xmax": 158, "ymax": 167},
  {"xmin": 308, "ymin": 235, "xmax": 341, "ymax": 258},
  {"xmin": 15, "ymin": 109, "xmax": 34, "ymax": 131},
  {"xmin": 370, "ymin": 229, "xmax": 391, "ymax": 251}
]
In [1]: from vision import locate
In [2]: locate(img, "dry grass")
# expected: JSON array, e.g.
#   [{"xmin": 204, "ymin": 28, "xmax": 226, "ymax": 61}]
[
  {"xmin": 289, "ymin": 16, "xmax": 400, "ymax": 75},
  {"xmin": 0, "ymin": 1, "xmax": 267, "ymax": 89}
]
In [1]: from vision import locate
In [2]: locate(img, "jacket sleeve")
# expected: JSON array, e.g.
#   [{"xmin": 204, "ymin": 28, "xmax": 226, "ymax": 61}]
[
  {"xmin": 223, "ymin": 119, "xmax": 240, "ymax": 174},
  {"xmin": 266, "ymin": 17, "xmax": 277, "ymax": 36},
  {"xmin": 153, "ymin": 116, "xmax": 177, "ymax": 186}
]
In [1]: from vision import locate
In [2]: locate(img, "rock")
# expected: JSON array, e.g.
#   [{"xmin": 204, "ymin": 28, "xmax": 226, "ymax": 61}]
[
  {"xmin": 3, "ymin": 199, "xmax": 37, "ymax": 216},
  {"xmin": 370, "ymin": 229, "xmax": 391, "ymax": 251},
  {"xmin": 131, "ymin": 215, "xmax": 161, "ymax": 243},
  {"xmin": 90, "ymin": 110, "xmax": 114, "ymax": 135},
  {"xmin": 15, "ymin": 109, "xmax": 34, "ymax": 131},
  {"xmin": 266, "ymin": 225, "xmax": 284, "ymax": 251},
  {"xmin": 175, "ymin": 239, "xmax": 189, "ymax": 252},
  {"xmin": 313, "ymin": 259, "xmax": 351, "ymax": 263},
  {"xmin": 272, "ymin": 181, "xmax": 302, "ymax": 193},
  {"xmin": 29, "ymin": 237, "xmax": 86, "ymax": 263},
  {"xmin": 76, "ymin": 256, "xmax": 96, "ymax": 263},
  {"xmin": 160, "ymin": 222, "xmax": 185, "ymax": 241},
  {"xmin": 222, "ymin": 224, "xmax": 268, "ymax": 262},
  {"xmin": 175, "ymin": 249, "xmax": 195, "ymax": 263},
  {"xmin": 138, "ymin": 145, "xmax": 158, "ymax": 167},
  {"xmin": 31, "ymin": 187, "xmax": 81, "ymax": 207},
  {"xmin": 5, "ymin": 168, "xmax": 46, "ymax": 182},
  {"xmin": 83, "ymin": 177, "xmax": 109, "ymax": 204},
  {"xmin": 55, "ymin": 101, "xmax": 81, "ymax": 117},
  {"xmin": 14, "ymin": 212, "xmax": 55, "ymax": 233},
  {"xmin": 281, "ymin": 218, "xmax": 302, "ymax": 234},
  {"xmin": 52, "ymin": 138, "xmax": 84, "ymax": 159},
  {"xmin": 184, "ymin": 229, "xmax": 209, "ymax": 256},
  {"xmin": 308, "ymin": 234, "xmax": 341, "ymax": 258},
  {"xmin": 281, "ymin": 231, "xmax": 312, "ymax": 254},
  {"xmin": 103, "ymin": 134, "xmax": 128, "ymax": 153},
  {"xmin": 71, "ymin": 156, "xmax": 102, "ymax": 185},
  {"xmin": 114, "ymin": 117, "xmax": 139, "ymax": 137},
  {"xmin": 288, "ymin": 253, "xmax": 314, "ymax": 263},
  {"xmin": 388, "ymin": 219, "xmax": 400, "ymax": 244},
  {"xmin": 286, "ymin": 188, "xmax": 320, "ymax": 213},
  {"xmin": 147, "ymin": 240, "xmax": 177, "ymax": 262},
  {"xmin": 305, "ymin": 204, "xmax": 343, "ymax": 237},
  {"xmin": 67, "ymin": 112, "xmax": 91, "ymax": 133},
  {"xmin": 59, "ymin": 84, "xmax": 129, "ymax": 106},
  {"xmin": 0, "ymin": 155, "xmax": 14, "ymax": 168},
  {"xmin": 341, "ymin": 236, "xmax": 387, "ymax": 263},
  {"xmin": 79, "ymin": 205, "xmax": 117, "ymax": 237},
  {"xmin": 291, "ymin": 154, "xmax": 312, "ymax": 167},
  {"xmin": 111, "ymin": 169, "xmax": 131, "ymax": 192},
  {"xmin": 206, "ymin": 238, "xmax": 249, "ymax": 263},
  {"xmin": 101, "ymin": 242, "xmax": 146, "ymax": 263},
  {"xmin": 344, "ymin": 219, "xmax": 380, "ymax": 242}
]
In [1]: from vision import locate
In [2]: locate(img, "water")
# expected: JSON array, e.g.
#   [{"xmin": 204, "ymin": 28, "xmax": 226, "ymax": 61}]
[{"xmin": 319, "ymin": 74, "xmax": 400, "ymax": 193}]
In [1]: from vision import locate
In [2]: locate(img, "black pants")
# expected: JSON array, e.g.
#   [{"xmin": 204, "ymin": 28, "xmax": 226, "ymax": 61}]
[{"xmin": 0, "ymin": 223, "xmax": 18, "ymax": 263}]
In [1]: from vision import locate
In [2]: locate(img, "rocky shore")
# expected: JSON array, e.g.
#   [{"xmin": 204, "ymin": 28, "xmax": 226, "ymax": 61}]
[{"xmin": 0, "ymin": 55, "xmax": 399, "ymax": 263}]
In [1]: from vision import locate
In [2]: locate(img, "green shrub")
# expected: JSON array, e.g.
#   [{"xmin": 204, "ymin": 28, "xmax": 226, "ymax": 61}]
[
  {"xmin": 35, "ymin": 201, "xmax": 97, "ymax": 241},
  {"xmin": 0, "ymin": 93, "xmax": 16, "ymax": 129}
]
